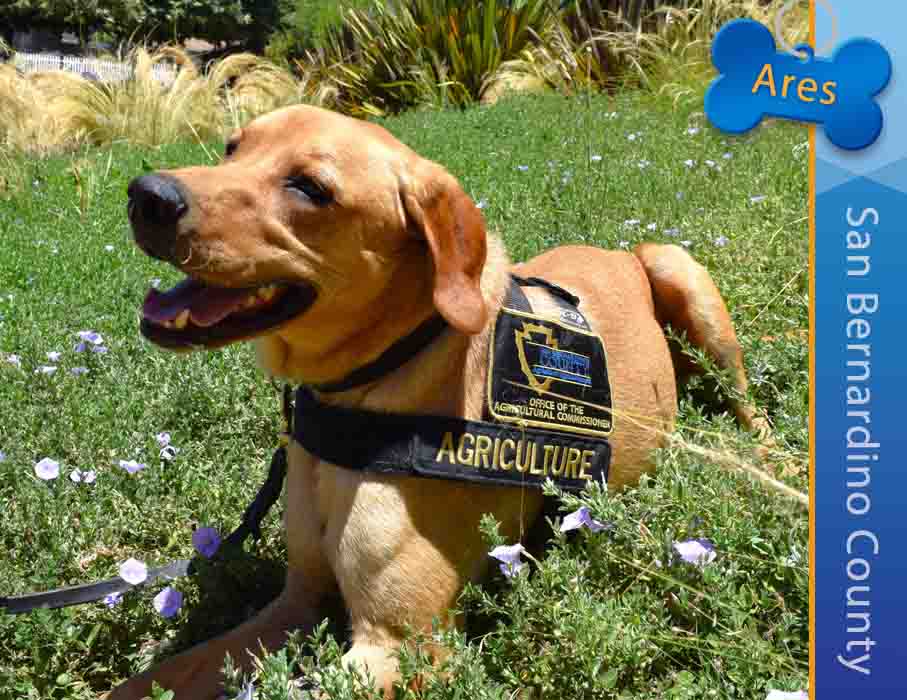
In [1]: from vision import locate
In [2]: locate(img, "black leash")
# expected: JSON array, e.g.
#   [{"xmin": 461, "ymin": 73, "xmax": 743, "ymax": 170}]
[{"xmin": 0, "ymin": 387, "xmax": 293, "ymax": 616}]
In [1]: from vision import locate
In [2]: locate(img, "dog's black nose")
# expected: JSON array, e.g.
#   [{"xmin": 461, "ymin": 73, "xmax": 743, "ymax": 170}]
[{"xmin": 127, "ymin": 174, "xmax": 188, "ymax": 260}]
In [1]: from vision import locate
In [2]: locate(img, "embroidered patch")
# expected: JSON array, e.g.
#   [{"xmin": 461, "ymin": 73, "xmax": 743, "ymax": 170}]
[{"xmin": 487, "ymin": 307, "xmax": 613, "ymax": 438}]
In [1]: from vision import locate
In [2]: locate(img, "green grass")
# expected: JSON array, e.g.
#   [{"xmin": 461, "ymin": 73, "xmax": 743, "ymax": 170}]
[{"xmin": 0, "ymin": 92, "xmax": 808, "ymax": 700}]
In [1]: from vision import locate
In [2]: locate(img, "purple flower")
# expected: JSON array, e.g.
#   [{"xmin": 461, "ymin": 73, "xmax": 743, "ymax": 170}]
[
  {"xmin": 91, "ymin": 345, "xmax": 108, "ymax": 355},
  {"xmin": 77, "ymin": 330, "xmax": 104, "ymax": 346},
  {"xmin": 750, "ymin": 194, "xmax": 767, "ymax": 204},
  {"xmin": 590, "ymin": 154, "xmax": 603, "ymax": 162},
  {"xmin": 714, "ymin": 235, "xmax": 730, "ymax": 247},
  {"xmin": 664, "ymin": 227, "xmax": 680, "ymax": 237},
  {"xmin": 118, "ymin": 459, "xmax": 147, "ymax": 475},
  {"xmin": 118, "ymin": 558, "xmax": 148, "ymax": 585},
  {"xmin": 723, "ymin": 152, "xmax": 733, "ymax": 160},
  {"xmin": 489, "ymin": 543, "xmax": 527, "ymax": 578},
  {"xmin": 151, "ymin": 278, "xmax": 162, "ymax": 289},
  {"xmin": 47, "ymin": 351, "xmax": 62, "ymax": 362},
  {"xmin": 680, "ymin": 240, "xmax": 692, "ymax": 248},
  {"xmin": 516, "ymin": 164, "xmax": 529, "ymax": 172},
  {"xmin": 5, "ymin": 354, "xmax": 21, "ymax": 369},
  {"xmin": 476, "ymin": 198, "xmax": 489, "ymax": 210},
  {"xmin": 560, "ymin": 506, "xmax": 608, "ymax": 533},
  {"xmin": 70, "ymin": 468, "xmax": 97, "ymax": 484},
  {"xmin": 71, "ymin": 366, "xmax": 89, "ymax": 376},
  {"xmin": 153, "ymin": 586, "xmax": 183, "ymax": 618},
  {"xmin": 623, "ymin": 219, "xmax": 640, "ymax": 227},
  {"xmin": 103, "ymin": 592, "xmax": 122, "ymax": 608},
  {"xmin": 0, "ymin": 450, "xmax": 5, "ymax": 462},
  {"xmin": 627, "ymin": 132, "xmax": 640, "ymax": 141},
  {"xmin": 674, "ymin": 539, "xmax": 716, "ymax": 567},
  {"xmin": 156, "ymin": 432, "xmax": 171, "ymax": 448},
  {"xmin": 765, "ymin": 692, "xmax": 807, "ymax": 700},
  {"xmin": 683, "ymin": 159, "xmax": 696, "ymax": 168},
  {"xmin": 35, "ymin": 457, "xmax": 60, "ymax": 480},
  {"xmin": 35, "ymin": 365, "xmax": 57, "ymax": 375},
  {"xmin": 192, "ymin": 527, "xmax": 222, "ymax": 559},
  {"xmin": 675, "ymin": 191, "xmax": 684, "ymax": 200},
  {"xmin": 646, "ymin": 222, "xmax": 657, "ymax": 231}
]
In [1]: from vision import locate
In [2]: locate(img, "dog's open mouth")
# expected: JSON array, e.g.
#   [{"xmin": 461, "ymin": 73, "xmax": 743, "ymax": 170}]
[{"xmin": 140, "ymin": 278, "xmax": 317, "ymax": 349}]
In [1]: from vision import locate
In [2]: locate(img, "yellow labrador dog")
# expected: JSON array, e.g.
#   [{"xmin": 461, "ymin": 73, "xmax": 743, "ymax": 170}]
[{"xmin": 113, "ymin": 105, "xmax": 765, "ymax": 698}]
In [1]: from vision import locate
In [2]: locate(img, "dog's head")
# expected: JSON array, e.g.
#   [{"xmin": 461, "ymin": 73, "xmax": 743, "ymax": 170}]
[{"xmin": 128, "ymin": 105, "xmax": 488, "ymax": 380}]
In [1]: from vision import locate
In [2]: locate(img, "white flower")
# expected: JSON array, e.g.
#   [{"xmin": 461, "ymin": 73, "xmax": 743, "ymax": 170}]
[
  {"xmin": 683, "ymin": 159, "xmax": 696, "ymax": 168},
  {"xmin": 765, "ymin": 691, "xmax": 808, "ymax": 700},
  {"xmin": 118, "ymin": 558, "xmax": 148, "ymax": 585},
  {"xmin": 686, "ymin": 127, "xmax": 700, "ymax": 136},
  {"xmin": 673, "ymin": 539, "xmax": 716, "ymax": 567},
  {"xmin": 47, "ymin": 351, "xmax": 62, "ymax": 362},
  {"xmin": 70, "ymin": 468, "xmax": 97, "ymax": 484},
  {"xmin": 35, "ymin": 458, "xmax": 60, "ymax": 481}
]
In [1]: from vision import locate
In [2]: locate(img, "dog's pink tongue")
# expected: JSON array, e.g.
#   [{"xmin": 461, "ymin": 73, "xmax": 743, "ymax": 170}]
[{"xmin": 143, "ymin": 279, "xmax": 252, "ymax": 327}]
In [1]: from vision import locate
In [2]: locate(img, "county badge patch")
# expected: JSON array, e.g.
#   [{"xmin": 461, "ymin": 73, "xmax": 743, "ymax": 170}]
[{"xmin": 486, "ymin": 307, "xmax": 613, "ymax": 438}]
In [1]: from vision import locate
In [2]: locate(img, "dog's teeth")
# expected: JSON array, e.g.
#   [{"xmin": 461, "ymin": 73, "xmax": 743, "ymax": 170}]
[
  {"xmin": 258, "ymin": 285, "xmax": 277, "ymax": 302},
  {"xmin": 173, "ymin": 310, "xmax": 189, "ymax": 330}
]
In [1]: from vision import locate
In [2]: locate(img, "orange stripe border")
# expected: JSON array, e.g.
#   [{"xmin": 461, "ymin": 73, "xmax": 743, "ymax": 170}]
[{"xmin": 808, "ymin": 1, "xmax": 817, "ymax": 699}]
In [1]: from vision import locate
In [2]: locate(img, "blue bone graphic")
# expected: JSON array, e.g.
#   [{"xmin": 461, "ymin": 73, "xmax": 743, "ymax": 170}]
[{"xmin": 705, "ymin": 19, "xmax": 891, "ymax": 151}]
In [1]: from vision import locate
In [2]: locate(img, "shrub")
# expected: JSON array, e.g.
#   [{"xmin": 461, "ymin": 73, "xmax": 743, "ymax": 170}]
[
  {"xmin": 300, "ymin": 0, "xmax": 556, "ymax": 116},
  {"xmin": 0, "ymin": 46, "xmax": 325, "ymax": 152},
  {"xmin": 516, "ymin": 0, "xmax": 809, "ymax": 106}
]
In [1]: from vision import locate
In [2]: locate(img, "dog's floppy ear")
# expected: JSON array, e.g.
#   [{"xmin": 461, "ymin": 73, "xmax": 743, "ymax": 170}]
[{"xmin": 401, "ymin": 165, "xmax": 488, "ymax": 334}]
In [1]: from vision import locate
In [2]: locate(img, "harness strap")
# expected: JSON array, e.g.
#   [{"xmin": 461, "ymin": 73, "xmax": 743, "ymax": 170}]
[
  {"xmin": 312, "ymin": 314, "xmax": 448, "ymax": 394},
  {"xmin": 293, "ymin": 388, "xmax": 609, "ymax": 491}
]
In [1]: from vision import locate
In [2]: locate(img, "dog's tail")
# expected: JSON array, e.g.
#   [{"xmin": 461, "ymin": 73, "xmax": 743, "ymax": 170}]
[{"xmin": 632, "ymin": 242, "xmax": 771, "ymax": 440}]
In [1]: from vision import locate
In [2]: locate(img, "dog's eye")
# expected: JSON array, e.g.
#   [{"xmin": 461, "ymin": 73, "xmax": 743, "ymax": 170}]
[
  {"xmin": 286, "ymin": 175, "xmax": 333, "ymax": 206},
  {"xmin": 224, "ymin": 142, "xmax": 238, "ymax": 158}
]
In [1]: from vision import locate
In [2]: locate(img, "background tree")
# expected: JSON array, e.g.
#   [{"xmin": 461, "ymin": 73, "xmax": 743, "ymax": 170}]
[{"xmin": 0, "ymin": 0, "xmax": 282, "ymax": 51}]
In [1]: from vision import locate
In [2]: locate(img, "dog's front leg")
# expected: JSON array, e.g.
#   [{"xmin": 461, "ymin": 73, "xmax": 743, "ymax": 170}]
[
  {"xmin": 109, "ymin": 582, "xmax": 327, "ymax": 700},
  {"xmin": 110, "ymin": 450, "xmax": 335, "ymax": 700}
]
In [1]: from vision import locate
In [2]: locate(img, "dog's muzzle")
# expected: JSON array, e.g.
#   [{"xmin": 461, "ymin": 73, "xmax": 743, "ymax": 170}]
[{"xmin": 127, "ymin": 174, "xmax": 189, "ymax": 262}]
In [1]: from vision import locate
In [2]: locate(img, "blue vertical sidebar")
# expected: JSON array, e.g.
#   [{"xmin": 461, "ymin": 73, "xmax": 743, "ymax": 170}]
[{"xmin": 815, "ymin": 1, "xmax": 907, "ymax": 696}]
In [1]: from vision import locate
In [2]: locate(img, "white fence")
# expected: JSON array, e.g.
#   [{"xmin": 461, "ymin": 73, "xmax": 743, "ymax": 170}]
[{"xmin": 12, "ymin": 52, "xmax": 176, "ymax": 84}]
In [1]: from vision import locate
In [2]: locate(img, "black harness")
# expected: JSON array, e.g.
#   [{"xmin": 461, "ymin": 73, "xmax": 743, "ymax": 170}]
[
  {"xmin": 294, "ymin": 276, "xmax": 613, "ymax": 491},
  {"xmin": 1, "ymin": 276, "xmax": 612, "ymax": 613}
]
